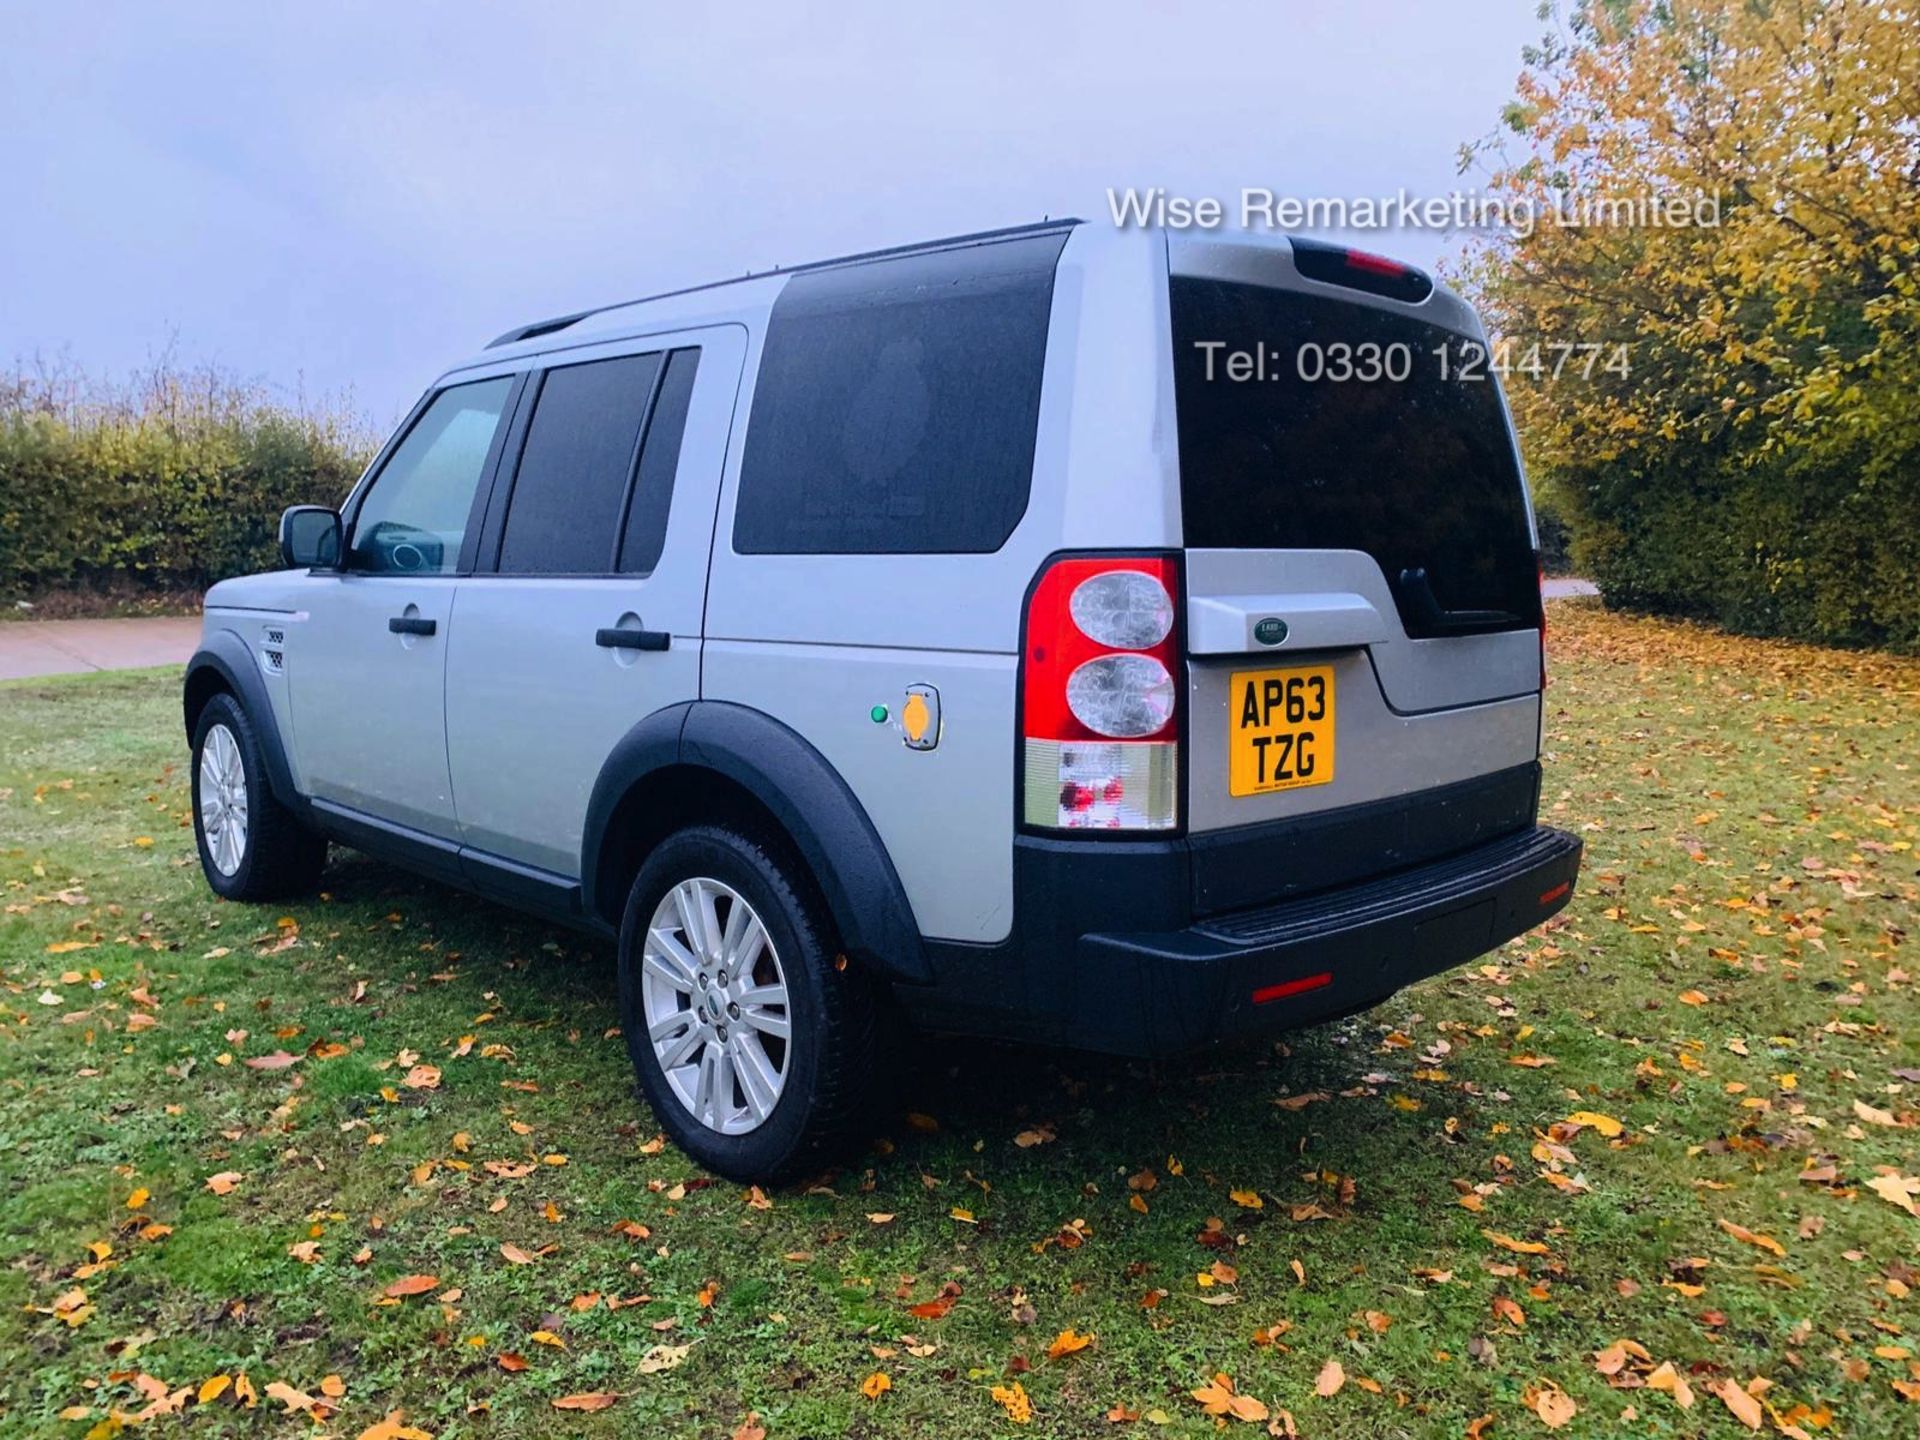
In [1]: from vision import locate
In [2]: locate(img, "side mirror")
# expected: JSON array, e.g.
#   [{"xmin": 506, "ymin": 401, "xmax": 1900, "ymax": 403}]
[{"xmin": 280, "ymin": 506, "xmax": 342, "ymax": 569}]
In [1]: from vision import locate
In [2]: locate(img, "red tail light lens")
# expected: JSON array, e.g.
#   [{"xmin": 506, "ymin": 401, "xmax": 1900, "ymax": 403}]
[{"xmin": 1022, "ymin": 554, "xmax": 1180, "ymax": 831}]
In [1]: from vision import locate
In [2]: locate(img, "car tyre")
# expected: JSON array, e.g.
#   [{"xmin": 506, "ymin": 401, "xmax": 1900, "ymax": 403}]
[
  {"xmin": 191, "ymin": 692, "xmax": 327, "ymax": 901},
  {"xmin": 618, "ymin": 824, "xmax": 880, "ymax": 1183}
]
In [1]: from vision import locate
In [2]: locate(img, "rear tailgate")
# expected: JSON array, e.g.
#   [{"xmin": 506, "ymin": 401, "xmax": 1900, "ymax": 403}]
[{"xmin": 1169, "ymin": 239, "xmax": 1544, "ymax": 901}]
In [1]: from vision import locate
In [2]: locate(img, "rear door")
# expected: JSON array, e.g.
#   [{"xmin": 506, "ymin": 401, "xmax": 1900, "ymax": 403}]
[
  {"xmin": 1168, "ymin": 238, "xmax": 1543, "ymax": 844},
  {"xmin": 444, "ymin": 327, "xmax": 744, "ymax": 878}
]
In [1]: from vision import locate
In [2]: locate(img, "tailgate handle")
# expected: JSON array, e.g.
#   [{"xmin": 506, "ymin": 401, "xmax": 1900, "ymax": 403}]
[
  {"xmin": 1396, "ymin": 568, "xmax": 1520, "ymax": 633},
  {"xmin": 1186, "ymin": 591, "xmax": 1390, "ymax": 654}
]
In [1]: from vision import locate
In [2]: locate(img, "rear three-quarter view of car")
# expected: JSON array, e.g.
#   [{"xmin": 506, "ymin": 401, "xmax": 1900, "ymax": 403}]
[{"xmin": 182, "ymin": 221, "xmax": 1582, "ymax": 1180}]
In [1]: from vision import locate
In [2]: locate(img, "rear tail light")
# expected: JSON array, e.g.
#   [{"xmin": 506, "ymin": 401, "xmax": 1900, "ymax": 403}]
[
  {"xmin": 1068, "ymin": 569, "xmax": 1174, "ymax": 649},
  {"xmin": 1066, "ymin": 653, "xmax": 1175, "ymax": 737},
  {"xmin": 1022, "ymin": 555, "xmax": 1181, "ymax": 831}
]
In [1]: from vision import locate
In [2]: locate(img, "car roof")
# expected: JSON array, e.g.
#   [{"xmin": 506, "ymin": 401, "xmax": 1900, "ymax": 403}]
[
  {"xmin": 446, "ymin": 221, "xmax": 1476, "ymax": 382},
  {"xmin": 481, "ymin": 218, "xmax": 1082, "ymax": 349}
]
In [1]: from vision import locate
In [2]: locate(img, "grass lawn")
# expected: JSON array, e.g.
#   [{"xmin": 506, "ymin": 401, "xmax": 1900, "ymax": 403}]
[{"xmin": 2, "ymin": 601, "xmax": 1916, "ymax": 1439}]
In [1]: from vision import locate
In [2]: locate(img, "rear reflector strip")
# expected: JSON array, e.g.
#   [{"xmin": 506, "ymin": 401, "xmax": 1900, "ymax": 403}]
[
  {"xmin": 1251, "ymin": 972, "xmax": 1333, "ymax": 1006},
  {"xmin": 1538, "ymin": 880, "xmax": 1572, "ymax": 906}
]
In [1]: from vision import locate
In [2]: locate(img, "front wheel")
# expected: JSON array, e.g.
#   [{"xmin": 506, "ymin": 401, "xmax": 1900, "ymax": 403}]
[
  {"xmin": 191, "ymin": 693, "xmax": 327, "ymax": 901},
  {"xmin": 617, "ymin": 825, "xmax": 879, "ymax": 1182}
]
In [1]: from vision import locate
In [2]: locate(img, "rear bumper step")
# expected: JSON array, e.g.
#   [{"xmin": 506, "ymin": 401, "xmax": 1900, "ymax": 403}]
[{"xmin": 1067, "ymin": 825, "xmax": 1582, "ymax": 1055}]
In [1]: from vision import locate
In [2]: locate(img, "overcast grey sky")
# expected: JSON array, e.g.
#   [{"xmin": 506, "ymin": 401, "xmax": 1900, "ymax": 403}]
[{"xmin": 1, "ymin": 2, "xmax": 1545, "ymax": 425}]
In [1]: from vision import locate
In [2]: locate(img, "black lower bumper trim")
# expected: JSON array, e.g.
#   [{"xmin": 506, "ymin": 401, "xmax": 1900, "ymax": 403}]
[
  {"xmin": 1067, "ymin": 825, "xmax": 1582, "ymax": 1055},
  {"xmin": 1187, "ymin": 762, "xmax": 1541, "ymax": 914},
  {"xmin": 1197, "ymin": 826, "xmax": 1574, "ymax": 946}
]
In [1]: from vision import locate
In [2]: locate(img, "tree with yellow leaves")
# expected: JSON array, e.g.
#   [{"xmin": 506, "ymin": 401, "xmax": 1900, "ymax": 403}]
[{"xmin": 1460, "ymin": 0, "xmax": 1920, "ymax": 649}]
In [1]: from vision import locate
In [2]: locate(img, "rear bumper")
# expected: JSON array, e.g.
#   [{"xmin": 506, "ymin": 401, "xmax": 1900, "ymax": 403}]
[
  {"xmin": 1067, "ymin": 825, "xmax": 1581, "ymax": 1055},
  {"xmin": 907, "ymin": 815, "xmax": 1581, "ymax": 1057}
]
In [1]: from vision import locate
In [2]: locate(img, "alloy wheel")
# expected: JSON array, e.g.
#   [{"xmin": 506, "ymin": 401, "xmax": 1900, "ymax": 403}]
[
  {"xmin": 198, "ymin": 723, "xmax": 250, "ymax": 877},
  {"xmin": 640, "ymin": 877, "xmax": 792, "ymax": 1135}
]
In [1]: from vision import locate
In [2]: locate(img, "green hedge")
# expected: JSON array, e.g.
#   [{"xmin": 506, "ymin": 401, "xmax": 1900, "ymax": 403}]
[
  {"xmin": 0, "ymin": 377, "xmax": 371, "ymax": 594},
  {"xmin": 1559, "ymin": 429, "xmax": 1920, "ymax": 653},
  {"xmin": 1530, "ymin": 490, "xmax": 1574, "ymax": 576}
]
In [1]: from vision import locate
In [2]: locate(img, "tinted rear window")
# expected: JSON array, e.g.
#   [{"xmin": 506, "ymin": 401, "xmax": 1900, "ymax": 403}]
[
  {"xmin": 733, "ymin": 232, "xmax": 1067, "ymax": 554},
  {"xmin": 1171, "ymin": 278, "xmax": 1539, "ymax": 636}
]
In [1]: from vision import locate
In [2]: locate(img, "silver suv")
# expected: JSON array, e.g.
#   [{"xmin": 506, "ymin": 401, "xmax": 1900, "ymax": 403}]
[{"xmin": 184, "ymin": 222, "xmax": 1581, "ymax": 1180}]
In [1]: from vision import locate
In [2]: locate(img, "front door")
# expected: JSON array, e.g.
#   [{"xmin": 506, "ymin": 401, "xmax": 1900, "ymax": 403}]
[
  {"xmin": 286, "ymin": 374, "xmax": 517, "ymax": 837},
  {"xmin": 445, "ymin": 328, "xmax": 744, "ymax": 877}
]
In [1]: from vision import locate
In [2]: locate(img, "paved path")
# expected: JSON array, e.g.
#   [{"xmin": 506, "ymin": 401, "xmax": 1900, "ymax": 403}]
[
  {"xmin": 0, "ymin": 617, "xmax": 201, "ymax": 681},
  {"xmin": 1544, "ymin": 577, "xmax": 1599, "ymax": 599}
]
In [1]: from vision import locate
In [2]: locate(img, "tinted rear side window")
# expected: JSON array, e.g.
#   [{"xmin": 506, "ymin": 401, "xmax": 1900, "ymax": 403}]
[
  {"xmin": 733, "ymin": 231, "xmax": 1067, "ymax": 554},
  {"xmin": 619, "ymin": 348, "xmax": 700, "ymax": 575},
  {"xmin": 1171, "ymin": 278, "xmax": 1539, "ymax": 636},
  {"xmin": 498, "ymin": 353, "xmax": 662, "ymax": 574}
]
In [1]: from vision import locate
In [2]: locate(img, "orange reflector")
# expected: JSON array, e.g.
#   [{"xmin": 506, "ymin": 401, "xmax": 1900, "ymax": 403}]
[
  {"xmin": 1538, "ymin": 880, "xmax": 1571, "ymax": 906},
  {"xmin": 1251, "ymin": 972, "xmax": 1333, "ymax": 1006}
]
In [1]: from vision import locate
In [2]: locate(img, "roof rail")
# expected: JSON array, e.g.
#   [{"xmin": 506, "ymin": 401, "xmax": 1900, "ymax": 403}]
[{"xmin": 484, "ymin": 217, "xmax": 1082, "ymax": 350}]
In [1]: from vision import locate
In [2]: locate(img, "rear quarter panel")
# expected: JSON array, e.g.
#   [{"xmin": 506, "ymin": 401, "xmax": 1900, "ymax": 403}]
[
  {"xmin": 701, "ymin": 228, "xmax": 1180, "ymax": 944},
  {"xmin": 701, "ymin": 642, "xmax": 1018, "ymax": 941}
]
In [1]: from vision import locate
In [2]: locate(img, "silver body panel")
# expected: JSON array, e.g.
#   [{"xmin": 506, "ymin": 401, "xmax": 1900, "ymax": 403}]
[
  {"xmin": 702, "ymin": 639, "xmax": 1019, "ymax": 942},
  {"xmin": 288, "ymin": 577, "xmax": 462, "ymax": 835},
  {"xmin": 200, "ymin": 579, "xmax": 308, "ymax": 781},
  {"xmin": 1183, "ymin": 551, "xmax": 1541, "ymax": 840}
]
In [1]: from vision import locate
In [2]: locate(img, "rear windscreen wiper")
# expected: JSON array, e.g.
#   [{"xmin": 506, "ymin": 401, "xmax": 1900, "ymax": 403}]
[{"xmin": 1396, "ymin": 567, "xmax": 1523, "ymax": 633}]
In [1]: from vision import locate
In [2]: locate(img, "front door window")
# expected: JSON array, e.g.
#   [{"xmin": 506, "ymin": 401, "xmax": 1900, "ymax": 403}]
[{"xmin": 349, "ymin": 377, "xmax": 514, "ymax": 574}]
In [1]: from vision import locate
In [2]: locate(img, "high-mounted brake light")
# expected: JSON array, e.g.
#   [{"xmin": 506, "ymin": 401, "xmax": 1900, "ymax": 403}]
[
  {"xmin": 1288, "ymin": 235, "xmax": 1434, "ymax": 303},
  {"xmin": 1022, "ymin": 555, "xmax": 1181, "ymax": 831},
  {"xmin": 1342, "ymin": 247, "xmax": 1410, "ymax": 278}
]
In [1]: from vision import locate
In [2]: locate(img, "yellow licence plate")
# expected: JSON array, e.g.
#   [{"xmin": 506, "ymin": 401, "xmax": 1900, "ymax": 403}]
[{"xmin": 1228, "ymin": 665, "xmax": 1336, "ymax": 796}]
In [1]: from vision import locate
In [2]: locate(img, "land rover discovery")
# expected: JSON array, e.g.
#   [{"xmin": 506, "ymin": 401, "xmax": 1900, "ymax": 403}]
[{"xmin": 183, "ymin": 222, "xmax": 1582, "ymax": 1180}]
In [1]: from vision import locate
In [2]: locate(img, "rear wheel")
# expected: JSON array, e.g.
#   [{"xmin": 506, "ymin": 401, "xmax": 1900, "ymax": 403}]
[
  {"xmin": 617, "ymin": 825, "xmax": 879, "ymax": 1182},
  {"xmin": 191, "ymin": 693, "xmax": 327, "ymax": 901}
]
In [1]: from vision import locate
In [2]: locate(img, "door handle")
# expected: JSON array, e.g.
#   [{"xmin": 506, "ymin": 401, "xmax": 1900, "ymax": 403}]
[
  {"xmin": 388, "ymin": 615, "xmax": 437, "ymax": 636},
  {"xmin": 595, "ymin": 627, "xmax": 670, "ymax": 651}
]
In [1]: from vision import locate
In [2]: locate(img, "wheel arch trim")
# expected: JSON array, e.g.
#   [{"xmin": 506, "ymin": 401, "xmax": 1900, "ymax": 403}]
[
  {"xmin": 183, "ymin": 631, "xmax": 303, "ymax": 811},
  {"xmin": 582, "ymin": 700, "xmax": 930, "ymax": 984}
]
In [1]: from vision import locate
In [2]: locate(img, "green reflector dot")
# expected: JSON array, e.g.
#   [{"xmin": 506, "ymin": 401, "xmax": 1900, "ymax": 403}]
[{"xmin": 870, "ymin": 704, "xmax": 889, "ymax": 724}]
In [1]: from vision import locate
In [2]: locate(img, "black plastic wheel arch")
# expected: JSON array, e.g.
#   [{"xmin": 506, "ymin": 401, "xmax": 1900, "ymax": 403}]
[
  {"xmin": 182, "ymin": 629, "xmax": 304, "ymax": 814},
  {"xmin": 581, "ymin": 701, "xmax": 929, "ymax": 984}
]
